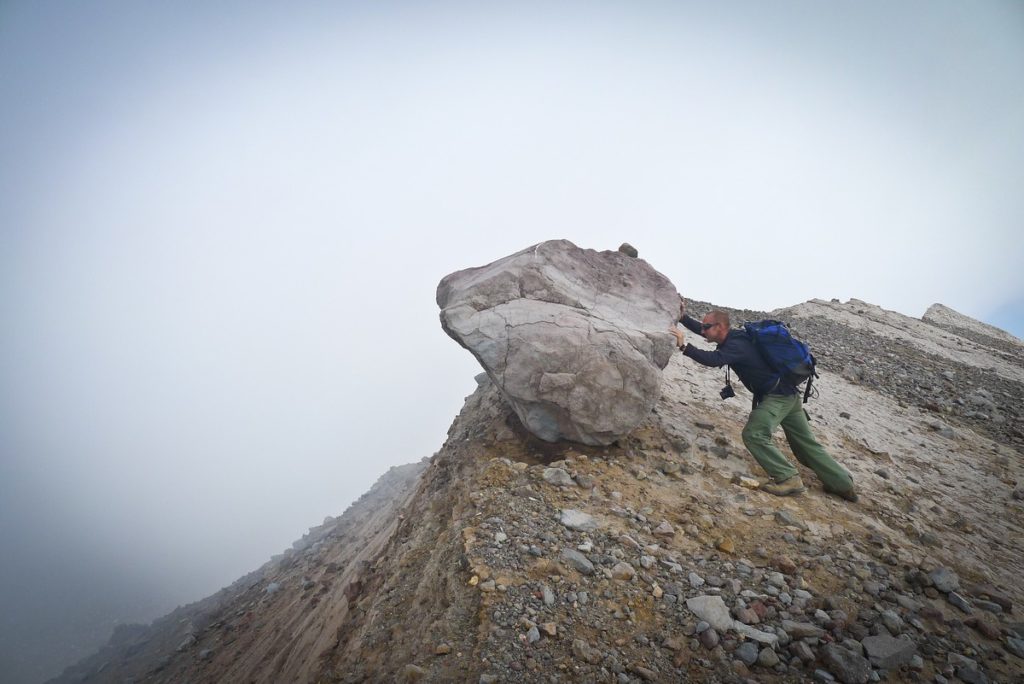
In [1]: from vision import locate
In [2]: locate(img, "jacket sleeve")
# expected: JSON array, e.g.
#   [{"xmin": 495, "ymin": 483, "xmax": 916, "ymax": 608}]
[
  {"xmin": 682, "ymin": 337, "xmax": 746, "ymax": 368},
  {"xmin": 680, "ymin": 314, "xmax": 703, "ymax": 335}
]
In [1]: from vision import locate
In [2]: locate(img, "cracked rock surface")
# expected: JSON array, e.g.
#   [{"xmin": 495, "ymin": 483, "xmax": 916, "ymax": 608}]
[{"xmin": 437, "ymin": 240, "xmax": 679, "ymax": 445}]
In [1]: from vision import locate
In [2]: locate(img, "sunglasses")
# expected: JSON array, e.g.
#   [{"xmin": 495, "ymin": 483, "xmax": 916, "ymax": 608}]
[{"xmin": 701, "ymin": 322, "xmax": 716, "ymax": 330}]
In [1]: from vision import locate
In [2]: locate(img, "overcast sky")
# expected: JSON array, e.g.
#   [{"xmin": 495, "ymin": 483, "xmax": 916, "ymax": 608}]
[{"xmin": 2, "ymin": 1, "xmax": 1022, "ymax": 681}]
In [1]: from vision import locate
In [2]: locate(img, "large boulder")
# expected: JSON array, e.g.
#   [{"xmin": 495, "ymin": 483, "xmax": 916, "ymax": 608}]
[{"xmin": 437, "ymin": 240, "xmax": 679, "ymax": 445}]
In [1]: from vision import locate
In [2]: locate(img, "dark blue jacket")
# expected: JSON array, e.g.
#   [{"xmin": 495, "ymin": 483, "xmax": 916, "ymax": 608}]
[{"xmin": 679, "ymin": 314, "xmax": 797, "ymax": 399}]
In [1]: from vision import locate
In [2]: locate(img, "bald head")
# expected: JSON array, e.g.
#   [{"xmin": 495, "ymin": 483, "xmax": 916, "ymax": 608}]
[
  {"xmin": 706, "ymin": 310, "xmax": 731, "ymax": 327},
  {"xmin": 700, "ymin": 310, "xmax": 732, "ymax": 344}
]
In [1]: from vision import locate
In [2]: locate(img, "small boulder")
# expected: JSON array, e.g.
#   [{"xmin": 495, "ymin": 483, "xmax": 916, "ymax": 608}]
[
  {"xmin": 560, "ymin": 509, "xmax": 599, "ymax": 532},
  {"xmin": 821, "ymin": 644, "xmax": 871, "ymax": 684},
  {"xmin": 862, "ymin": 634, "xmax": 917, "ymax": 668}
]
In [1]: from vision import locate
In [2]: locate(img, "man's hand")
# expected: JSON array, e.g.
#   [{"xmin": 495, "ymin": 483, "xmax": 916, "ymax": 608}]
[
  {"xmin": 678, "ymin": 295, "xmax": 686, "ymax": 321},
  {"xmin": 669, "ymin": 325, "xmax": 685, "ymax": 349}
]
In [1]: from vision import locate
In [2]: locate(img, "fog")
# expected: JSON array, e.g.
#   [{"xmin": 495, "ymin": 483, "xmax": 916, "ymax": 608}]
[{"xmin": 2, "ymin": 1, "xmax": 1022, "ymax": 681}]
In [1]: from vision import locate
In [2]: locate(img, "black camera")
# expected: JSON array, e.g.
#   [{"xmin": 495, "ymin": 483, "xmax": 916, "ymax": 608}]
[{"xmin": 720, "ymin": 384, "xmax": 736, "ymax": 400}]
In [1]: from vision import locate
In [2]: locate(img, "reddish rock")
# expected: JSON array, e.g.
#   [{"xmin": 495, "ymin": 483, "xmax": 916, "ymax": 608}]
[
  {"xmin": 772, "ymin": 555, "xmax": 798, "ymax": 574},
  {"xmin": 965, "ymin": 616, "xmax": 1002, "ymax": 640},
  {"xmin": 734, "ymin": 607, "xmax": 760, "ymax": 625}
]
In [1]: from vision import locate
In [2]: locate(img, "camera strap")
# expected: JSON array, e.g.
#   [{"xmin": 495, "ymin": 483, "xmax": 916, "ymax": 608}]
[{"xmin": 725, "ymin": 366, "xmax": 732, "ymax": 388}]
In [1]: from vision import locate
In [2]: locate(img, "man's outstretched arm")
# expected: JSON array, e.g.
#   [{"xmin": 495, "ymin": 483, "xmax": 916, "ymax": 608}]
[{"xmin": 679, "ymin": 314, "xmax": 704, "ymax": 335}]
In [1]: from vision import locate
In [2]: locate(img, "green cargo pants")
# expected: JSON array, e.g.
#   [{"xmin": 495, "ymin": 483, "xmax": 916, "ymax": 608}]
[{"xmin": 741, "ymin": 394, "xmax": 854, "ymax": 492}]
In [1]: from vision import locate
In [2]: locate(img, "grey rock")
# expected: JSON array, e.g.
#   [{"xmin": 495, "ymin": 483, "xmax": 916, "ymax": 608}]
[
  {"xmin": 757, "ymin": 647, "xmax": 780, "ymax": 667},
  {"xmin": 699, "ymin": 628, "xmax": 720, "ymax": 649},
  {"xmin": 685, "ymin": 595, "xmax": 779, "ymax": 646},
  {"xmin": 775, "ymin": 510, "xmax": 808, "ymax": 530},
  {"xmin": 437, "ymin": 239, "xmax": 679, "ymax": 445},
  {"xmin": 402, "ymin": 664, "xmax": 426, "ymax": 681},
  {"xmin": 973, "ymin": 599, "xmax": 1003, "ymax": 614},
  {"xmin": 1005, "ymin": 637, "xmax": 1024, "ymax": 659},
  {"xmin": 781, "ymin": 620, "xmax": 826, "ymax": 639},
  {"xmin": 652, "ymin": 520, "xmax": 675, "ymax": 537},
  {"xmin": 736, "ymin": 642, "xmax": 759, "ymax": 665},
  {"xmin": 543, "ymin": 467, "xmax": 576, "ymax": 487},
  {"xmin": 572, "ymin": 638, "xmax": 603, "ymax": 664},
  {"xmin": 527, "ymin": 626, "xmax": 540, "ymax": 643},
  {"xmin": 862, "ymin": 634, "xmax": 917, "ymax": 668},
  {"xmin": 880, "ymin": 609, "xmax": 904, "ymax": 635},
  {"xmin": 735, "ymin": 623, "xmax": 780, "ymax": 646},
  {"xmin": 542, "ymin": 584, "xmax": 555, "ymax": 606},
  {"xmin": 821, "ymin": 643, "xmax": 871, "ymax": 684},
  {"xmin": 561, "ymin": 548, "xmax": 595, "ymax": 575},
  {"xmin": 686, "ymin": 595, "xmax": 735, "ymax": 632},
  {"xmin": 560, "ymin": 509, "xmax": 599, "ymax": 532},
  {"xmin": 814, "ymin": 668, "xmax": 838, "ymax": 682},
  {"xmin": 929, "ymin": 567, "xmax": 960, "ymax": 593},
  {"xmin": 611, "ymin": 562, "xmax": 636, "ymax": 580},
  {"xmin": 947, "ymin": 591, "xmax": 972, "ymax": 613},
  {"xmin": 948, "ymin": 653, "xmax": 978, "ymax": 670},
  {"xmin": 792, "ymin": 640, "xmax": 815, "ymax": 662},
  {"xmin": 895, "ymin": 594, "xmax": 923, "ymax": 612},
  {"xmin": 956, "ymin": 667, "xmax": 989, "ymax": 684}
]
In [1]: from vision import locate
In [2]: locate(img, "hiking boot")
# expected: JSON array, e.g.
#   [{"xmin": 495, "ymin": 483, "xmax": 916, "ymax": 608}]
[
  {"xmin": 824, "ymin": 484, "xmax": 859, "ymax": 503},
  {"xmin": 761, "ymin": 475, "xmax": 806, "ymax": 497}
]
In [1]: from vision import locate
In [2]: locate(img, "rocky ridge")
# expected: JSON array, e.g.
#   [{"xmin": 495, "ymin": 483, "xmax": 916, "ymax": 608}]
[{"xmin": 51, "ymin": 299, "xmax": 1024, "ymax": 684}]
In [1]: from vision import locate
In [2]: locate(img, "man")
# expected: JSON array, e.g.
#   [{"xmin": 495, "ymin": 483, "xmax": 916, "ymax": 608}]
[{"xmin": 669, "ymin": 302, "xmax": 857, "ymax": 501}]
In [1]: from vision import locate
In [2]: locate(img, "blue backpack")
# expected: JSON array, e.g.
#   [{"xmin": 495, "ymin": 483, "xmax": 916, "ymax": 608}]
[{"xmin": 742, "ymin": 320, "xmax": 818, "ymax": 402}]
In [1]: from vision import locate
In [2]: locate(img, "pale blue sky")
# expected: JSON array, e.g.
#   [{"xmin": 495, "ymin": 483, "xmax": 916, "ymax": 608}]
[{"xmin": 1, "ymin": 2, "xmax": 1022, "ymax": 681}]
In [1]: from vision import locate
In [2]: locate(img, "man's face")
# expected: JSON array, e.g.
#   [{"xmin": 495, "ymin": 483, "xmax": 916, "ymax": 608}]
[{"xmin": 701, "ymin": 317, "xmax": 728, "ymax": 344}]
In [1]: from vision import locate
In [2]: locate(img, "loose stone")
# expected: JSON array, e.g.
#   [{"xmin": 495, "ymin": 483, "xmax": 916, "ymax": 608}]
[
  {"xmin": 560, "ymin": 509, "xmax": 599, "ymax": 532},
  {"xmin": 561, "ymin": 548, "xmax": 595, "ymax": 575},
  {"xmin": 757, "ymin": 647, "xmax": 780, "ymax": 667},
  {"xmin": 820, "ymin": 643, "xmax": 871, "ymax": 684},
  {"xmin": 699, "ymin": 628, "xmax": 720, "ymax": 649},
  {"xmin": 862, "ymin": 634, "xmax": 917, "ymax": 669},
  {"xmin": 947, "ymin": 591, "xmax": 972, "ymax": 613},
  {"xmin": 929, "ymin": 567, "xmax": 960, "ymax": 593},
  {"xmin": 735, "ymin": 642, "xmax": 758, "ymax": 665}
]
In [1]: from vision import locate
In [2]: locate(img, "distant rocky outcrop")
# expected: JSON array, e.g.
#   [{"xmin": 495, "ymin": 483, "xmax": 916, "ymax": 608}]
[
  {"xmin": 924, "ymin": 302, "xmax": 1022, "ymax": 348},
  {"xmin": 436, "ymin": 239, "xmax": 679, "ymax": 445}
]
